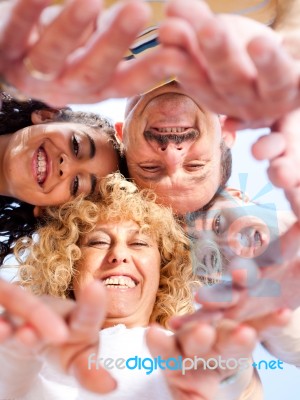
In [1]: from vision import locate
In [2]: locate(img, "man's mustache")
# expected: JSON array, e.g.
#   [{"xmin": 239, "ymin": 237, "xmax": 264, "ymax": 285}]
[{"xmin": 144, "ymin": 129, "xmax": 200, "ymax": 146}]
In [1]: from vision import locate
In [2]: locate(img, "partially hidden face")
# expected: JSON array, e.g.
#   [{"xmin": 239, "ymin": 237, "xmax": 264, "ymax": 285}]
[
  {"xmin": 74, "ymin": 220, "xmax": 161, "ymax": 328},
  {"xmin": 2, "ymin": 122, "xmax": 119, "ymax": 206},
  {"xmin": 120, "ymin": 82, "xmax": 235, "ymax": 214},
  {"xmin": 188, "ymin": 189, "xmax": 281, "ymax": 271}
]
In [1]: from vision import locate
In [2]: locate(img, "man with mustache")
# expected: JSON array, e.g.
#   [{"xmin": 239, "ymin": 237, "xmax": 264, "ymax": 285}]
[{"xmin": 115, "ymin": 81, "xmax": 235, "ymax": 214}]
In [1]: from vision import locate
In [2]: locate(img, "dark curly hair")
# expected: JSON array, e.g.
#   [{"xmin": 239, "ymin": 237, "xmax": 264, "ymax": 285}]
[{"xmin": 0, "ymin": 92, "xmax": 124, "ymax": 265}]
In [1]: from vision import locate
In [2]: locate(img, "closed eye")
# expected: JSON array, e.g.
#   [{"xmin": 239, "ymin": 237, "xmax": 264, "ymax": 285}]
[
  {"xmin": 140, "ymin": 165, "xmax": 161, "ymax": 173},
  {"xmin": 84, "ymin": 240, "xmax": 110, "ymax": 249},
  {"xmin": 184, "ymin": 163, "xmax": 205, "ymax": 172},
  {"xmin": 71, "ymin": 176, "xmax": 79, "ymax": 196},
  {"xmin": 72, "ymin": 135, "xmax": 80, "ymax": 157},
  {"xmin": 130, "ymin": 241, "xmax": 149, "ymax": 247}
]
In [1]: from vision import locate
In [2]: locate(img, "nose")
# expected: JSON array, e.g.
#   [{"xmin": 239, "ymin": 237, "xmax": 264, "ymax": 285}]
[
  {"xmin": 227, "ymin": 229, "xmax": 254, "ymax": 258},
  {"xmin": 107, "ymin": 244, "xmax": 129, "ymax": 265},
  {"xmin": 157, "ymin": 142, "xmax": 190, "ymax": 172},
  {"xmin": 59, "ymin": 154, "xmax": 80, "ymax": 178},
  {"xmin": 158, "ymin": 138, "xmax": 193, "ymax": 153}
]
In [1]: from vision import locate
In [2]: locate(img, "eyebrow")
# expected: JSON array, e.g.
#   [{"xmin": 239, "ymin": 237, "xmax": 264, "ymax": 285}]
[
  {"xmin": 190, "ymin": 170, "xmax": 210, "ymax": 184},
  {"xmin": 90, "ymin": 228, "xmax": 142, "ymax": 235},
  {"xmin": 188, "ymin": 207, "xmax": 210, "ymax": 231},
  {"xmin": 136, "ymin": 169, "xmax": 210, "ymax": 184},
  {"xmin": 136, "ymin": 172, "xmax": 162, "ymax": 183},
  {"xmin": 89, "ymin": 174, "xmax": 97, "ymax": 196},
  {"xmin": 86, "ymin": 133, "xmax": 96, "ymax": 158}
]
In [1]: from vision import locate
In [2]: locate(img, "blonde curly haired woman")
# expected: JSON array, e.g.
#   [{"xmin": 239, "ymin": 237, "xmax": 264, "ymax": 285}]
[{"xmin": 0, "ymin": 174, "xmax": 261, "ymax": 400}]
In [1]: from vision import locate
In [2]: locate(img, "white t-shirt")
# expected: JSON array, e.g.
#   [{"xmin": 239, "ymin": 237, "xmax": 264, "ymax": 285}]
[{"xmin": 0, "ymin": 325, "xmax": 172, "ymax": 400}]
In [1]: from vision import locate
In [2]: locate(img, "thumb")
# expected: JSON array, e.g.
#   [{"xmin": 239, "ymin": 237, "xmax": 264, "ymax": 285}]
[
  {"xmin": 146, "ymin": 324, "xmax": 179, "ymax": 361},
  {"xmin": 69, "ymin": 281, "xmax": 117, "ymax": 394}
]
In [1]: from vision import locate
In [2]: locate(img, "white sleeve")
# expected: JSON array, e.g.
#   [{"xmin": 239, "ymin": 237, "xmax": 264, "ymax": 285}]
[
  {"xmin": 0, "ymin": 343, "xmax": 43, "ymax": 398},
  {"xmin": 261, "ymin": 306, "xmax": 300, "ymax": 367}
]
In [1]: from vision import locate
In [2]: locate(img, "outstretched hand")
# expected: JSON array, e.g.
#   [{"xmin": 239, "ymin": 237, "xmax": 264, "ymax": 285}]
[
  {"xmin": 0, "ymin": 280, "xmax": 116, "ymax": 394},
  {"xmin": 159, "ymin": 0, "xmax": 300, "ymax": 129},
  {"xmin": 253, "ymin": 108, "xmax": 300, "ymax": 220},
  {"xmin": 147, "ymin": 318, "xmax": 257, "ymax": 400},
  {"xmin": 0, "ymin": 278, "xmax": 68, "ymax": 344},
  {"xmin": 0, "ymin": 0, "xmax": 189, "ymax": 106}
]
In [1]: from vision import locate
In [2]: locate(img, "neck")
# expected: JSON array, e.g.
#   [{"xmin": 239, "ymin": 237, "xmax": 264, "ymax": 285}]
[{"xmin": 102, "ymin": 316, "xmax": 149, "ymax": 329}]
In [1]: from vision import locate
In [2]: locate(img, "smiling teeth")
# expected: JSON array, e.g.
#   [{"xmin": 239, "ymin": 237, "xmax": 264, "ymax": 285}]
[
  {"xmin": 37, "ymin": 147, "xmax": 47, "ymax": 184},
  {"xmin": 156, "ymin": 127, "xmax": 186, "ymax": 133},
  {"xmin": 103, "ymin": 276, "xmax": 136, "ymax": 288}
]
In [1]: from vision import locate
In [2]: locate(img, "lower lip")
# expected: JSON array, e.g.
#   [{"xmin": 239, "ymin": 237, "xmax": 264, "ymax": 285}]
[{"xmin": 104, "ymin": 285, "xmax": 137, "ymax": 290}]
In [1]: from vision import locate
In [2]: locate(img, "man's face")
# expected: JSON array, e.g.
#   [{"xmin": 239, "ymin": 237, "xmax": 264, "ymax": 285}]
[{"xmin": 122, "ymin": 83, "xmax": 233, "ymax": 214}]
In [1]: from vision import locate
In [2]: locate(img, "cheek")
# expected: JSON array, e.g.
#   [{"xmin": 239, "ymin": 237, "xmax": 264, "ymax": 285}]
[
  {"xmin": 41, "ymin": 187, "xmax": 71, "ymax": 207},
  {"xmin": 146, "ymin": 252, "xmax": 161, "ymax": 286},
  {"xmin": 96, "ymin": 146, "xmax": 119, "ymax": 175},
  {"xmin": 138, "ymin": 249, "xmax": 160, "ymax": 274},
  {"xmin": 76, "ymin": 253, "xmax": 104, "ymax": 286}
]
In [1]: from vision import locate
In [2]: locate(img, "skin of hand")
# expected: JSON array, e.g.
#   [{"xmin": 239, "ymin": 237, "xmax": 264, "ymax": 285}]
[
  {"xmin": 0, "ymin": 0, "xmax": 190, "ymax": 106},
  {"xmin": 159, "ymin": 0, "xmax": 300, "ymax": 129},
  {"xmin": 169, "ymin": 216, "xmax": 300, "ymax": 330},
  {"xmin": 147, "ymin": 319, "xmax": 257, "ymax": 400},
  {"xmin": 252, "ymin": 108, "xmax": 300, "ymax": 219},
  {"xmin": 0, "ymin": 280, "xmax": 116, "ymax": 394},
  {"xmin": 0, "ymin": 278, "xmax": 68, "ymax": 344}
]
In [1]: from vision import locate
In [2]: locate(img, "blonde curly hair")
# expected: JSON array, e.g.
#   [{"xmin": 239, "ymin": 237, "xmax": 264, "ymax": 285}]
[{"xmin": 15, "ymin": 174, "xmax": 200, "ymax": 328}]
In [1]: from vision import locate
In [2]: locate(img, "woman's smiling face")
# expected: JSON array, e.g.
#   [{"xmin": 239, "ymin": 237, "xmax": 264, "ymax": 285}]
[
  {"xmin": 2, "ymin": 121, "xmax": 119, "ymax": 206},
  {"xmin": 74, "ymin": 220, "xmax": 161, "ymax": 328}
]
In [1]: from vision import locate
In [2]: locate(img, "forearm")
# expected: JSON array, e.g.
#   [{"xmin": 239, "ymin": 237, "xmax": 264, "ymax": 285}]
[
  {"xmin": 261, "ymin": 307, "xmax": 300, "ymax": 366},
  {"xmin": 0, "ymin": 343, "xmax": 42, "ymax": 397}
]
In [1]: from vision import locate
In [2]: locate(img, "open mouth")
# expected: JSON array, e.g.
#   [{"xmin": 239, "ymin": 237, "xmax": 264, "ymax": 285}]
[
  {"xmin": 152, "ymin": 127, "xmax": 189, "ymax": 133},
  {"xmin": 102, "ymin": 275, "xmax": 137, "ymax": 289},
  {"xmin": 149, "ymin": 127, "xmax": 196, "ymax": 135},
  {"xmin": 36, "ymin": 146, "xmax": 48, "ymax": 186},
  {"xmin": 253, "ymin": 230, "xmax": 263, "ymax": 248}
]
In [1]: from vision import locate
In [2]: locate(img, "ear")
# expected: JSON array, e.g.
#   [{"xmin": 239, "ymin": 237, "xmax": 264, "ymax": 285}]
[
  {"xmin": 115, "ymin": 122, "xmax": 124, "ymax": 141},
  {"xmin": 224, "ymin": 187, "xmax": 250, "ymax": 203},
  {"xmin": 31, "ymin": 109, "xmax": 61, "ymax": 124},
  {"xmin": 220, "ymin": 116, "xmax": 236, "ymax": 148}
]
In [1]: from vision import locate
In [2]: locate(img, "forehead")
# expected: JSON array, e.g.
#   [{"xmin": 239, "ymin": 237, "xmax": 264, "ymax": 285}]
[
  {"xmin": 32, "ymin": 122, "xmax": 101, "ymax": 137},
  {"xmin": 94, "ymin": 220, "xmax": 140, "ymax": 231},
  {"xmin": 91, "ymin": 220, "xmax": 158, "ymax": 243}
]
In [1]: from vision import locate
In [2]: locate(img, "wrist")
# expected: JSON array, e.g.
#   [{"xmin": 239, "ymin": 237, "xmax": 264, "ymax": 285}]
[{"xmin": 216, "ymin": 364, "xmax": 254, "ymax": 400}]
